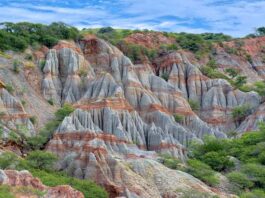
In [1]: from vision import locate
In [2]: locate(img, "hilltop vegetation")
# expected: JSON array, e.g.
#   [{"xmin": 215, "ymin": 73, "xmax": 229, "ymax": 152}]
[{"xmin": 0, "ymin": 22, "xmax": 80, "ymax": 51}]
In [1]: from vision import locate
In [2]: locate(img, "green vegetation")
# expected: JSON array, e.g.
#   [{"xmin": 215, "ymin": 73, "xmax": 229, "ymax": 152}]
[
  {"xmin": 232, "ymin": 104, "xmax": 251, "ymax": 124},
  {"xmin": 161, "ymin": 73, "xmax": 169, "ymax": 81},
  {"xmin": 158, "ymin": 123, "xmax": 265, "ymax": 196},
  {"xmin": 185, "ymin": 159, "xmax": 220, "ymax": 186},
  {"xmin": 5, "ymin": 83, "xmax": 14, "ymax": 93},
  {"xmin": 160, "ymin": 154, "xmax": 181, "ymax": 169},
  {"xmin": 0, "ymin": 22, "xmax": 80, "ymax": 51},
  {"xmin": 25, "ymin": 150, "xmax": 58, "ymax": 171},
  {"xmin": 47, "ymin": 98, "xmax": 54, "ymax": 105},
  {"xmin": 26, "ymin": 103, "xmax": 74, "ymax": 150},
  {"xmin": 188, "ymin": 99, "xmax": 200, "ymax": 111},
  {"xmin": 0, "ymin": 150, "xmax": 108, "ymax": 198},
  {"xmin": 254, "ymin": 81, "xmax": 265, "ymax": 97},
  {"xmin": 174, "ymin": 114, "xmax": 184, "ymax": 123},
  {"xmin": 30, "ymin": 169, "xmax": 108, "ymax": 198},
  {"xmin": 0, "ymin": 185, "xmax": 15, "ymax": 198},
  {"xmin": 225, "ymin": 68, "xmax": 239, "ymax": 79}
]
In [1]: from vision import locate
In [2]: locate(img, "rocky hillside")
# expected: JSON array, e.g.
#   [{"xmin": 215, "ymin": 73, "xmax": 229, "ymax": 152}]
[{"xmin": 1, "ymin": 23, "xmax": 265, "ymax": 197}]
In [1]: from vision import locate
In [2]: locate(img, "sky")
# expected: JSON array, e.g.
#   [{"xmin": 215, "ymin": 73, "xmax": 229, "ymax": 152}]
[{"xmin": 0, "ymin": 0, "xmax": 265, "ymax": 37}]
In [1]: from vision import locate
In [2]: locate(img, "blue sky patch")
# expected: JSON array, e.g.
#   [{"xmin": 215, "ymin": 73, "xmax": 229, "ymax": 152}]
[{"xmin": 0, "ymin": 0, "xmax": 265, "ymax": 37}]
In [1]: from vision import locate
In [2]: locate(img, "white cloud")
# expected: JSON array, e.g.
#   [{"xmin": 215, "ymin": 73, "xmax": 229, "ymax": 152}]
[{"xmin": 0, "ymin": 0, "xmax": 265, "ymax": 36}]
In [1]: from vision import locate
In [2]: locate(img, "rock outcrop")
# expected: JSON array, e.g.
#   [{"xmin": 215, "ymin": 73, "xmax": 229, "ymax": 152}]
[
  {"xmin": 2, "ymin": 34, "xmax": 265, "ymax": 197},
  {"xmin": 43, "ymin": 38, "xmax": 240, "ymax": 197},
  {"xmin": 0, "ymin": 169, "xmax": 84, "ymax": 198}
]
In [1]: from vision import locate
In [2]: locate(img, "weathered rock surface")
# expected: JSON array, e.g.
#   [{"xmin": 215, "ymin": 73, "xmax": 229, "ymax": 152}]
[
  {"xmin": 2, "ymin": 34, "xmax": 265, "ymax": 197},
  {"xmin": 0, "ymin": 169, "xmax": 84, "ymax": 198}
]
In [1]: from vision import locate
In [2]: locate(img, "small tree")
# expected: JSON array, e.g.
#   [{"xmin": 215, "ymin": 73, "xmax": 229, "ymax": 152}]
[
  {"xmin": 233, "ymin": 75, "xmax": 247, "ymax": 89},
  {"xmin": 232, "ymin": 104, "xmax": 251, "ymax": 124},
  {"xmin": 225, "ymin": 68, "xmax": 239, "ymax": 79},
  {"xmin": 25, "ymin": 150, "xmax": 58, "ymax": 170},
  {"xmin": 227, "ymin": 171, "xmax": 254, "ymax": 191},
  {"xmin": 0, "ymin": 152, "xmax": 19, "ymax": 169}
]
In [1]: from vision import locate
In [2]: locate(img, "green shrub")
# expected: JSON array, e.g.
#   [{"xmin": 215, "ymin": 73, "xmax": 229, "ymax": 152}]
[
  {"xmin": 0, "ymin": 151, "xmax": 20, "ymax": 169},
  {"xmin": 160, "ymin": 154, "xmax": 181, "ymax": 169},
  {"xmin": 5, "ymin": 83, "xmax": 14, "ymax": 93},
  {"xmin": 174, "ymin": 114, "xmax": 184, "ymax": 123},
  {"xmin": 224, "ymin": 46, "xmax": 237, "ymax": 54},
  {"xmin": 225, "ymin": 68, "xmax": 239, "ymax": 79},
  {"xmin": 29, "ymin": 116, "xmax": 37, "ymax": 125},
  {"xmin": 25, "ymin": 150, "xmax": 58, "ymax": 171},
  {"xmin": 254, "ymin": 81, "xmax": 265, "ymax": 97},
  {"xmin": 242, "ymin": 164, "xmax": 265, "ymax": 188},
  {"xmin": 240, "ymin": 189, "xmax": 265, "ymax": 198},
  {"xmin": 47, "ymin": 99, "xmax": 54, "ymax": 105},
  {"xmin": 12, "ymin": 59, "xmax": 21, "ymax": 73},
  {"xmin": 201, "ymin": 151, "xmax": 234, "ymax": 171},
  {"xmin": 232, "ymin": 104, "xmax": 251, "ymax": 123},
  {"xmin": 25, "ymin": 104, "xmax": 74, "ymax": 150},
  {"xmin": 30, "ymin": 169, "xmax": 108, "ymax": 198},
  {"xmin": 246, "ymin": 54, "xmax": 253, "ymax": 63},
  {"xmin": 161, "ymin": 73, "xmax": 169, "ymax": 81},
  {"xmin": 201, "ymin": 66, "xmax": 229, "ymax": 80},
  {"xmin": 233, "ymin": 75, "xmax": 247, "ymax": 89},
  {"xmin": 39, "ymin": 60, "xmax": 46, "ymax": 71},
  {"xmin": 227, "ymin": 171, "xmax": 254, "ymax": 190},
  {"xmin": 188, "ymin": 99, "xmax": 200, "ymax": 111},
  {"xmin": 25, "ymin": 53, "xmax": 33, "ymax": 61},
  {"xmin": 55, "ymin": 103, "xmax": 74, "ymax": 121},
  {"xmin": 185, "ymin": 159, "xmax": 219, "ymax": 186}
]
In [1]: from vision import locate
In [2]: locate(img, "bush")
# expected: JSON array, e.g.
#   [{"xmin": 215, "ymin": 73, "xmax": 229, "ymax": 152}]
[
  {"xmin": 25, "ymin": 104, "xmax": 74, "ymax": 150},
  {"xmin": 188, "ymin": 99, "xmax": 200, "ymax": 111},
  {"xmin": 29, "ymin": 116, "xmax": 37, "ymax": 125},
  {"xmin": 232, "ymin": 104, "xmax": 251, "ymax": 123},
  {"xmin": 240, "ymin": 189, "xmax": 265, "ymax": 198},
  {"xmin": 160, "ymin": 154, "xmax": 181, "ymax": 169},
  {"xmin": 25, "ymin": 150, "xmax": 58, "ymax": 171},
  {"xmin": 242, "ymin": 163, "xmax": 265, "ymax": 188},
  {"xmin": 5, "ymin": 83, "xmax": 14, "ymax": 93},
  {"xmin": 174, "ymin": 114, "xmax": 184, "ymax": 123},
  {"xmin": 233, "ymin": 75, "xmax": 247, "ymax": 89},
  {"xmin": 201, "ymin": 151, "xmax": 234, "ymax": 171},
  {"xmin": 201, "ymin": 66, "xmax": 229, "ymax": 80},
  {"xmin": 55, "ymin": 103, "xmax": 74, "ymax": 121},
  {"xmin": 12, "ymin": 59, "xmax": 21, "ymax": 73},
  {"xmin": 185, "ymin": 159, "xmax": 219, "ymax": 186},
  {"xmin": 47, "ymin": 99, "xmax": 54, "ymax": 105},
  {"xmin": 254, "ymin": 81, "xmax": 265, "ymax": 97},
  {"xmin": 30, "ymin": 169, "xmax": 108, "ymax": 198},
  {"xmin": 227, "ymin": 171, "xmax": 254, "ymax": 190},
  {"xmin": 0, "ymin": 152, "xmax": 20, "ymax": 169},
  {"xmin": 225, "ymin": 68, "xmax": 239, "ymax": 79},
  {"xmin": 161, "ymin": 73, "xmax": 169, "ymax": 81}
]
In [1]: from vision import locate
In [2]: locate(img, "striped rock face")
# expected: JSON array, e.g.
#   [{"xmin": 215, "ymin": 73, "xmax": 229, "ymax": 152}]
[
  {"xmin": 41, "ymin": 38, "xmax": 245, "ymax": 197},
  {"xmin": 0, "ymin": 88, "xmax": 35, "ymax": 140}
]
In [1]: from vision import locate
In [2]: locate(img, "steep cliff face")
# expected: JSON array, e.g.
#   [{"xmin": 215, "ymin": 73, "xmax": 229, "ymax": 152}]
[
  {"xmin": 40, "ymin": 38, "xmax": 239, "ymax": 197},
  {"xmin": 1, "ymin": 34, "xmax": 265, "ymax": 197}
]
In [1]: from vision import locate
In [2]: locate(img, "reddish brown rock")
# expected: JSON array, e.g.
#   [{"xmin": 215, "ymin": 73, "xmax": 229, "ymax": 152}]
[{"xmin": 0, "ymin": 169, "xmax": 84, "ymax": 198}]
